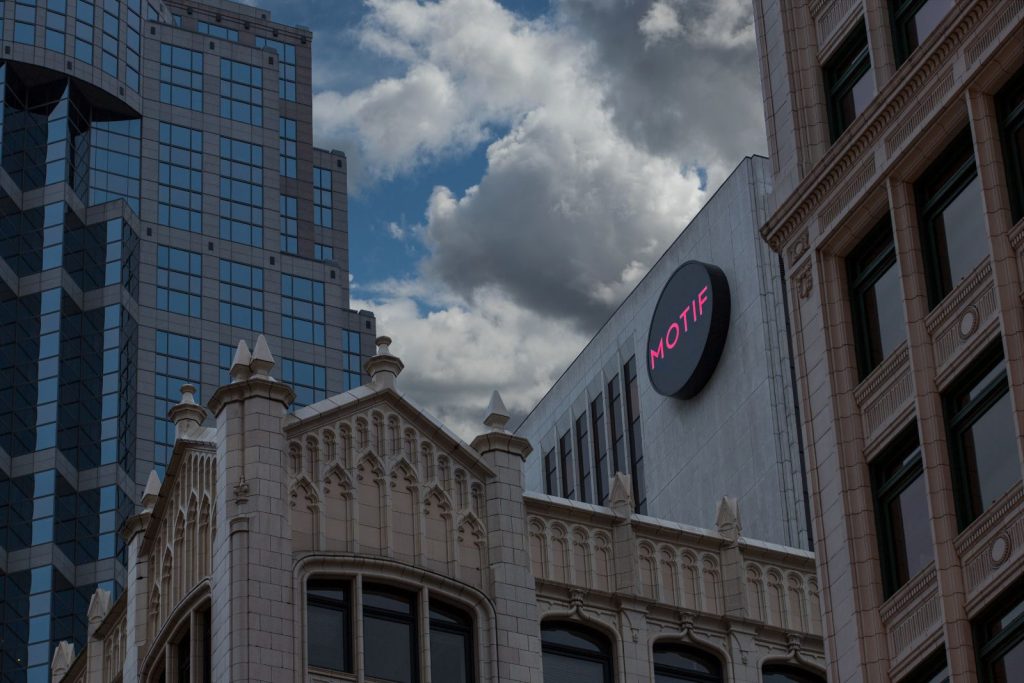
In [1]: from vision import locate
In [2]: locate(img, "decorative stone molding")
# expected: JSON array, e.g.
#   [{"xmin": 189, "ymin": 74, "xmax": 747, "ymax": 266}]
[
  {"xmin": 854, "ymin": 344, "xmax": 913, "ymax": 447},
  {"xmin": 816, "ymin": 153, "xmax": 877, "ymax": 234},
  {"xmin": 880, "ymin": 566, "xmax": 942, "ymax": 666},
  {"xmin": 811, "ymin": 0, "xmax": 862, "ymax": 53},
  {"xmin": 925, "ymin": 261, "xmax": 997, "ymax": 375},
  {"xmin": 956, "ymin": 484, "xmax": 1024, "ymax": 604},
  {"xmin": 793, "ymin": 263, "xmax": 814, "ymax": 300}
]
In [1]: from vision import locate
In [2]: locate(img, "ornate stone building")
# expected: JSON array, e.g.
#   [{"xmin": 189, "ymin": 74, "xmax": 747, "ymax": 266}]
[
  {"xmin": 754, "ymin": 0, "xmax": 1024, "ymax": 681},
  {"xmin": 50, "ymin": 336, "xmax": 825, "ymax": 683}
]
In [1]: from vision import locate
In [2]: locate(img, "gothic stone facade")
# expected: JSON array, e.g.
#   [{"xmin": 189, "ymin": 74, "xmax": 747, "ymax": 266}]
[{"xmin": 50, "ymin": 336, "xmax": 825, "ymax": 682}]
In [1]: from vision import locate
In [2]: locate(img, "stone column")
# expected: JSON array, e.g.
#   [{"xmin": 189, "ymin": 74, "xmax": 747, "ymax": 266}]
[{"xmin": 207, "ymin": 337, "xmax": 296, "ymax": 683}]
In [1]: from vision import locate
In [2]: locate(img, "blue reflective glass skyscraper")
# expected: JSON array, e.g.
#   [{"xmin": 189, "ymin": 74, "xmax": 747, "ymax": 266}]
[{"xmin": 0, "ymin": 2, "xmax": 375, "ymax": 680}]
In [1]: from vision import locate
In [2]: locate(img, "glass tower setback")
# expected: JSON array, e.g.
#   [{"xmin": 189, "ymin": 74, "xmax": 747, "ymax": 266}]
[{"xmin": 0, "ymin": 2, "xmax": 375, "ymax": 681}]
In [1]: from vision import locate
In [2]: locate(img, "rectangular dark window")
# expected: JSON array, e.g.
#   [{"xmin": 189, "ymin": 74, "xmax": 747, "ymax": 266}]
[
  {"xmin": 574, "ymin": 413, "xmax": 592, "ymax": 503},
  {"xmin": 944, "ymin": 349, "xmax": 1021, "ymax": 528},
  {"xmin": 871, "ymin": 430, "xmax": 932, "ymax": 597},
  {"xmin": 848, "ymin": 217, "xmax": 905, "ymax": 378},
  {"xmin": 429, "ymin": 602, "xmax": 474, "ymax": 683},
  {"xmin": 974, "ymin": 589, "xmax": 1024, "ymax": 682},
  {"xmin": 314, "ymin": 167, "xmax": 333, "ymax": 228},
  {"xmin": 280, "ymin": 117, "xmax": 297, "ymax": 178},
  {"xmin": 624, "ymin": 357, "xmax": 646, "ymax": 513},
  {"xmin": 197, "ymin": 20, "xmax": 238, "ymax": 42},
  {"xmin": 218, "ymin": 260, "xmax": 264, "ymax": 331},
  {"xmin": 220, "ymin": 59, "xmax": 263, "ymax": 126},
  {"xmin": 998, "ymin": 66, "xmax": 1024, "ymax": 224},
  {"xmin": 824, "ymin": 24, "xmax": 873, "ymax": 142},
  {"xmin": 280, "ymin": 358, "xmax": 326, "ymax": 409},
  {"xmin": 363, "ymin": 585, "xmax": 417, "ymax": 683},
  {"xmin": 281, "ymin": 274, "xmax": 326, "ymax": 345},
  {"xmin": 280, "ymin": 194, "xmax": 297, "ymax": 254},
  {"xmin": 158, "ymin": 123, "xmax": 203, "ymax": 233},
  {"xmin": 890, "ymin": 0, "xmax": 954, "ymax": 65},
  {"xmin": 903, "ymin": 649, "xmax": 949, "ymax": 683},
  {"xmin": 219, "ymin": 137, "xmax": 264, "ymax": 247},
  {"xmin": 156, "ymin": 246, "xmax": 202, "ymax": 317},
  {"xmin": 159, "ymin": 44, "xmax": 203, "ymax": 111},
  {"xmin": 307, "ymin": 580, "xmax": 352, "ymax": 673},
  {"xmin": 608, "ymin": 376, "xmax": 625, "ymax": 475},
  {"xmin": 255, "ymin": 36, "xmax": 297, "ymax": 101},
  {"xmin": 543, "ymin": 448, "xmax": 558, "ymax": 495},
  {"xmin": 314, "ymin": 243, "xmax": 334, "ymax": 262},
  {"xmin": 591, "ymin": 394, "xmax": 609, "ymax": 504},
  {"xmin": 916, "ymin": 130, "xmax": 987, "ymax": 306},
  {"xmin": 154, "ymin": 331, "xmax": 201, "ymax": 467},
  {"xmin": 342, "ymin": 330, "xmax": 362, "ymax": 390},
  {"xmin": 558, "ymin": 430, "xmax": 575, "ymax": 500}
]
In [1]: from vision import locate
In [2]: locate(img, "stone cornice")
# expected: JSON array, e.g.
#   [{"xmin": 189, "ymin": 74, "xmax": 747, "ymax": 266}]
[{"xmin": 206, "ymin": 375, "xmax": 296, "ymax": 417}]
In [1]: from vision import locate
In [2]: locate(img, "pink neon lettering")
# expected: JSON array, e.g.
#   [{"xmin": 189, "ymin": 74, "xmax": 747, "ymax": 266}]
[
  {"xmin": 691, "ymin": 299, "xmax": 697, "ymax": 323},
  {"xmin": 665, "ymin": 322, "xmax": 680, "ymax": 349},
  {"xmin": 649, "ymin": 338, "xmax": 665, "ymax": 370},
  {"xmin": 698, "ymin": 286, "xmax": 708, "ymax": 315},
  {"xmin": 680, "ymin": 306, "xmax": 690, "ymax": 331}
]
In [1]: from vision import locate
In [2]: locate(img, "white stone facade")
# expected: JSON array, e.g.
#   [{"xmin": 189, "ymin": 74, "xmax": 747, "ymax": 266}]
[{"xmin": 52, "ymin": 336, "xmax": 825, "ymax": 682}]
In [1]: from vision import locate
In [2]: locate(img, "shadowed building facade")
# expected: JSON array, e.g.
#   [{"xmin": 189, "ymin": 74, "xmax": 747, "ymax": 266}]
[
  {"xmin": 754, "ymin": 0, "xmax": 1024, "ymax": 680},
  {"xmin": 0, "ymin": 1, "xmax": 374, "ymax": 680}
]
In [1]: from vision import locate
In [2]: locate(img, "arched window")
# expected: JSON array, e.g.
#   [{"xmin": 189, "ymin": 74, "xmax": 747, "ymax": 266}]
[
  {"xmin": 429, "ymin": 601, "xmax": 474, "ymax": 683},
  {"xmin": 653, "ymin": 643, "xmax": 722, "ymax": 682},
  {"xmin": 763, "ymin": 664, "xmax": 826, "ymax": 683},
  {"xmin": 306, "ymin": 579, "xmax": 352, "ymax": 673},
  {"xmin": 363, "ymin": 584, "xmax": 418, "ymax": 683},
  {"xmin": 541, "ymin": 621, "xmax": 613, "ymax": 683}
]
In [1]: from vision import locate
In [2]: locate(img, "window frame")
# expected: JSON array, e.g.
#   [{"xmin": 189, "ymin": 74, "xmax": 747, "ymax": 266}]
[
  {"xmin": 428, "ymin": 601, "xmax": 475, "ymax": 683},
  {"xmin": 541, "ymin": 620, "xmax": 613, "ymax": 683},
  {"xmin": 847, "ymin": 217, "xmax": 903, "ymax": 378},
  {"xmin": 652, "ymin": 641, "xmax": 723, "ymax": 682},
  {"xmin": 889, "ymin": 0, "xmax": 954, "ymax": 66},
  {"xmin": 362, "ymin": 583, "xmax": 419, "ymax": 683},
  {"xmin": 762, "ymin": 662, "xmax": 826, "ymax": 683},
  {"xmin": 824, "ymin": 23, "xmax": 872, "ymax": 142},
  {"xmin": 306, "ymin": 579, "xmax": 353, "ymax": 674},
  {"xmin": 997, "ymin": 66, "xmax": 1024, "ymax": 224},
  {"xmin": 973, "ymin": 585, "xmax": 1024, "ymax": 682}
]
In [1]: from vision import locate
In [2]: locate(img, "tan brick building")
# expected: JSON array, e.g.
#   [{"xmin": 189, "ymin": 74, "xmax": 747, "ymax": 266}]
[
  {"xmin": 754, "ymin": 0, "xmax": 1024, "ymax": 680},
  {"xmin": 50, "ymin": 336, "xmax": 825, "ymax": 682}
]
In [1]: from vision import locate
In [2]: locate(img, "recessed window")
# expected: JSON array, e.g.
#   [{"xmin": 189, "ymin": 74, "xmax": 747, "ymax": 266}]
[
  {"xmin": 363, "ymin": 584, "xmax": 418, "ymax": 683},
  {"xmin": 998, "ymin": 66, "xmax": 1024, "ymax": 224},
  {"xmin": 974, "ymin": 589, "xmax": 1024, "ymax": 682},
  {"xmin": 543, "ymin": 447, "xmax": 558, "ymax": 496},
  {"xmin": 872, "ymin": 431, "xmax": 932, "ymax": 597},
  {"xmin": 891, "ymin": 0, "xmax": 955, "ymax": 65},
  {"xmin": 825, "ymin": 24, "xmax": 874, "ymax": 141},
  {"xmin": 652, "ymin": 643, "xmax": 722, "ymax": 682},
  {"xmin": 763, "ymin": 663, "xmax": 826, "ymax": 683},
  {"xmin": 541, "ymin": 621, "xmax": 612, "ymax": 683},
  {"xmin": 916, "ymin": 130, "xmax": 987, "ymax": 306},
  {"xmin": 624, "ymin": 356, "xmax": 646, "ymax": 513},
  {"xmin": 558, "ymin": 430, "xmax": 575, "ymax": 500},
  {"xmin": 574, "ymin": 412, "xmax": 592, "ymax": 503},
  {"xmin": 429, "ymin": 602, "xmax": 474, "ymax": 683},
  {"xmin": 307, "ymin": 579, "xmax": 352, "ymax": 673},
  {"xmin": 902, "ymin": 649, "xmax": 949, "ymax": 682},
  {"xmin": 848, "ymin": 217, "xmax": 905, "ymax": 378},
  {"xmin": 944, "ymin": 350, "xmax": 1021, "ymax": 528},
  {"xmin": 591, "ymin": 394, "xmax": 610, "ymax": 504}
]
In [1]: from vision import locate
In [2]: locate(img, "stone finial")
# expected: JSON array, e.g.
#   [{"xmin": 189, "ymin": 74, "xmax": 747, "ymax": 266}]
[
  {"xmin": 87, "ymin": 588, "xmax": 112, "ymax": 626},
  {"xmin": 250, "ymin": 334, "xmax": 276, "ymax": 377},
  {"xmin": 482, "ymin": 390, "xmax": 510, "ymax": 432},
  {"xmin": 365, "ymin": 334, "xmax": 404, "ymax": 389},
  {"xmin": 51, "ymin": 641, "xmax": 75, "ymax": 682},
  {"xmin": 609, "ymin": 471, "xmax": 634, "ymax": 516},
  {"xmin": 230, "ymin": 339, "xmax": 253, "ymax": 382},
  {"xmin": 716, "ymin": 496, "xmax": 741, "ymax": 545},
  {"xmin": 142, "ymin": 469, "xmax": 162, "ymax": 511},
  {"xmin": 167, "ymin": 384, "xmax": 207, "ymax": 438}
]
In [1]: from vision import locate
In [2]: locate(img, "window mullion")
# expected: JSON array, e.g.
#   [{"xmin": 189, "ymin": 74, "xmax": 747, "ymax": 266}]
[
  {"xmin": 354, "ymin": 575, "xmax": 364, "ymax": 681},
  {"xmin": 420, "ymin": 588, "xmax": 430, "ymax": 683}
]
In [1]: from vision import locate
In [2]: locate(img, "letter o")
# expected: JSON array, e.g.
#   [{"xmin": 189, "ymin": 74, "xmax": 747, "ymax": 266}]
[{"xmin": 665, "ymin": 322, "xmax": 681, "ymax": 349}]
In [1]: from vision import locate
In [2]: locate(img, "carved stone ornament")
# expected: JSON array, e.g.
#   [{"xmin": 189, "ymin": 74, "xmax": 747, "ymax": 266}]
[
  {"xmin": 787, "ymin": 230, "xmax": 810, "ymax": 264},
  {"xmin": 795, "ymin": 266, "xmax": 813, "ymax": 299},
  {"xmin": 959, "ymin": 305, "xmax": 980, "ymax": 339},
  {"xmin": 990, "ymin": 534, "xmax": 1010, "ymax": 566}
]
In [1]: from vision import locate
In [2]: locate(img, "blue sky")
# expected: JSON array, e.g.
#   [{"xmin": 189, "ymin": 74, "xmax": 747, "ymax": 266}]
[{"xmin": 252, "ymin": 0, "xmax": 767, "ymax": 436}]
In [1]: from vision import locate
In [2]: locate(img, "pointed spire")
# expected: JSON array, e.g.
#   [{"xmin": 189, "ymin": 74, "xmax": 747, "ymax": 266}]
[
  {"xmin": 230, "ymin": 339, "xmax": 252, "ymax": 382},
  {"xmin": 483, "ymin": 390, "xmax": 510, "ymax": 432},
  {"xmin": 168, "ymin": 383, "xmax": 207, "ymax": 438},
  {"xmin": 250, "ymin": 334, "xmax": 275, "ymax": 377},
  {"xmin": 365, "ymin": 334, "xmax": 404, "ymax": 389},
  {"xmin": 716, "ymin": 496, "xmax": 741, "ymax": 545},
  {"xmin": 87, "ymin": 588, "xmax": 112, "ymax": 626},
  {"xmin": 142, "ymin": 469, "xmax": 162, "ymax": 511},
  {"xmin": 609, "ymin": 472, "xmax": 634, "ymax": 517},
  {"xmin": 50, "ymin": 641, "xmax": 75, "ymax": 682}
]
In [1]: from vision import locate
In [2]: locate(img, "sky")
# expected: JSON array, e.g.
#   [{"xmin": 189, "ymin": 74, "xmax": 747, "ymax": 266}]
[{"xmin": 253, "ymin": 0, "xmax": 767, "ymax": 438}]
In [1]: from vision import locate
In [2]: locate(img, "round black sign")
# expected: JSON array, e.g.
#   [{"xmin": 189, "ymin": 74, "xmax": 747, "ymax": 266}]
[{"xmin": 645, "ymin": 261, "xmax": 730, "ymax": 399}]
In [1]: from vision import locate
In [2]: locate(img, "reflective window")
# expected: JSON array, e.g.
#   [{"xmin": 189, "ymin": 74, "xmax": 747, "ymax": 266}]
[
  {"xmin": 90, "ymin": 118, "xmax": 141, "ymax": 213},
  {"xmin": 558, "ymin": 430, "xmax": 574, "ymax": 499},
  {"xmin": 872, "ymin": 431, "xmax": 932, "ymax": 597},
  {"xmin": 945, "ymin": 352, "xmax": 1020, "ymax": 527},
  {"xmin": 280, "ymin": 194, "xmax": 297, "ymax": 254},
  {"xmin": 574, "ymin": 412, "xmax": 592, "ymax": 503},
  {"xmin": 154, "ymin": 331, "xmax": 201, "ymax": 466},
  {"xmin": 342, "ymin": 329, "xmax": 361, "ymax": 390},
  {"xmin": 848, "ymin": 217, "xmax": 905, "ymax": 378},
  {"xmin": 762, "ymin": 664, "xmax": 826, "ymax": 683},
  {"xmin": 280, "ymin": 358, "xmax": 326, "ymax": 409},
  {"xmin": 15, "ymin": 0, "xmax": 36, "ymax": 45},
  {"xmin": 998, "ymin": 66, "xmax": 1024, "ymax": 224},
  {"xmin": 159, "ymin": 122, "xmax": 203, "ymax": 232},
  {"xmin": 363, "ymin": 585, "xmax": 417, "ymax": 683},
  {"xmin": 256, "ymin": 36, "xmax": 297, "ymax": 101},
  {"xmin": 902, "ymin": 650, "xmax": 949, "ymax": 683},
  {"xmin": 314, "ymin": 167, "xmax": 333, "ymax": 228},
  {"xmin": 34, "ymin": 289, "xmax": 62, "ymax": 451},
  {"xmin": 218, "ymin": 260, "xmax": 264, "ymax": 331},
  {"xmin": 544, "ymin": 447, "xmax": 558, "ymax": 495},
  {"xmin": 430, "ymin": 602, "xmax": 473, "ymax": 683},
  {"xmin": 281, "ymin": 274, "xmax": 325, "ymax": 345},
  {"xmin": 314, "ymin": 243, "xmax": 333, "ymax": 262},
  {"xmin": 591, "ymin": 394, "xmax": 609, "ymax": 503},
  {"xmin": 541, "ymin": 621, "xmax": 612, "ymax": 683},
  {"xmin": 220, "ymin": 59, "xmax": 263, "ymax": 126},
  {"xmin": 280, "ymin": 117, "xmax": 297, "ymax": 178},
  {"xmin": 75, "ymin": 0, "xmax": 94, "ymax": 63},
  {"xmin": 100, "ymin": 0, "xmax": 118, "ymax": 77},
  {"xmin": 160, "ymin": 43, "xmax": 203, "ymax": 111},
  {"xmin": 825, "ymin": 24, "xmax": 873, "ymax": 141},
  {"xmin": 45, "ymin": 0, "xmax": 66, "ymax": 54},
  {"xmin": 653, "ymin": 643, "xmax": 722, "ymax": 682},
  {"xmin": 976, "ymin": 592, "xmax": 1024, "ymax": 683},
  {"xmin": 916, "ymin": 130, "xmax": 987, "ymax": 306},
  {"xmin": 197, "ymin": 20, "xmax": 238, "ymax": 41},
  {"xmin": 125, "ymin": 0, "xmax": 140, "ymax": 90},
  {"xmin": 307, "ymin": 580, "xmax": 352, "ymax": 672},
  {"xmin": 891, "ymin": 0, "xmax": 954, "ymax": 64},
  {"xmin": 625, "ymin": 356, "xmax": 646, "ymax": 513},
  {"xmin": 608, "ymin": 375, "xmax": 625, "ymax": 475},
  {"xmin": 219, "ymin": 137, "xmax": 264, "ymax": 247},
  {"xmin": 156, "ymin": 245, "xmax": 202, "ymax": 317}
]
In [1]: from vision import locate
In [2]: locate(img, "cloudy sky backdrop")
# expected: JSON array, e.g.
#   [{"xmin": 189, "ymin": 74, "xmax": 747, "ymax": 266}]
[{"xmin": 254, "ymin": 0, "xmax": 766, "ymax": 438}]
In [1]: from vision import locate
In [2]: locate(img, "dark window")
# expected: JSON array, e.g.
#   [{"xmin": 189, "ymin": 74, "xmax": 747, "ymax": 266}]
[
  {"xmin": 307, "ymin": 579, "xmax": 352, "ymax": 672},
  {"xmin": 342, "ymin": 330, "xmax": 362, "ymax": 391},
  {"xmin": 824, "ymin": 24, "xmax": 873, "ymax": 141},
  {"xmin": 624, "ymin": 357, "xmax": 646, "ymax": 513},
  {"xmin": 916, "ymin": 130, "xmax": 987, "ymax": 306},
  {"xmin": 891, "ymin": 0, "xmax": 955, "ymax": 65},
  {"xmin": 998, "ymin": 66, "xmax": 1024, "ymax": 224},
  {"xmin": 608, "ymin": 376, "xmax": 625, "ymax": 475},
  {"xmin": 848, "ymin": 218, "xmax": 905, "ymax": 378},
  {"xmin": 281, "ymin": 274, "xmax": 326, "ymax": 345},
  {"xmin": 544, "ymin": 448, "xmax": 558, "ymax": 496},
  {"xmin": 591, "ymin": 394, "xmax": 609, "ymax": 504},
  {"xmin": 575, "ymin": 413, "xmax": 592, "ymax": 503},
  {"xmin": 763, "ymin": 664, "xmax": 826, "ymax": 683},
  {"xmin": 541, "ymin": 621, "xmax": 612, "ymax": 683},
  {"xmin": 429, "ymin": 601, "xmax": 474, "ymax": 683},
  {"xmin": 159, "ymin": 44, "xmax": 203, "ymax": 111},
  {"xmin": 176, "ymin": 627, "xmax": 190, "ymax": 683},
  {"xmin": 280, "ymin": 358, "xmax": 326, "ymax": 409},
  {"xmin": 363, "ymin": 584, "xmax": 417, "ymax": 683},
  {"xmin": 653, "ymin": 643, "xmax": 722, "ymax": 682},
  {"xmin": 944, "ymin": 350, "xmax": 1020, "ymax": 528},
  {"xmin": 902, "ymin": 649, "xmax": 949, "ymax": 682},
  {"xmin": 975, "ymin": 589, "xmax": 1024, "ymax": 682},
  {"xmin": 559, "ymin": 430, "xmax": 575, "ymax": 500},
  {"xmin": 220, "ymin": 59, "xmax": 263, "ymax": 126},
  {"xmin": 872, "ymin": 429, "xmax": 933, "ymax": 597}
]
